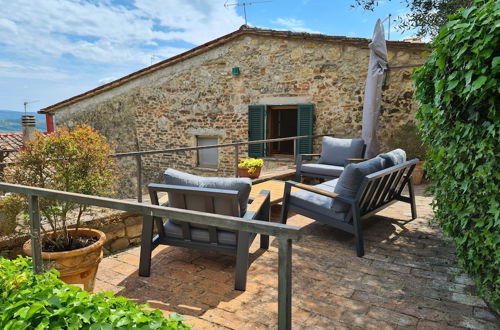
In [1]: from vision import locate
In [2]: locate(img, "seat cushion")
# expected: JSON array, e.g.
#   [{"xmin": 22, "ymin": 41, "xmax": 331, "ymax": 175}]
[
  {"xmin": 164, "ymin": 168, "xmax": 252, "ymax": 215},
  {"xmin": 379, "ymin": 149, "xmax": 406, "ymax": 168},
  {"xmin": 318, "ymin": 137, "xmax": 365, "ymax": 166},
  {"xmin": 301, "ymin": 163, "xmax": 344, "ymax": 178},
  {"xmin": 332, "ymin": 156, "xmax": 386, "ymax": 213},
  {"xmin": 322, "ymin": 178, "xmax": 339, "ymax": 189},
  {"xmin": 164, "ymin": 220, "xmax": 237, "ymax": 246},
  {"xmin": 289, "ymin": 182, "xmax": 345, "ymax": 221}
]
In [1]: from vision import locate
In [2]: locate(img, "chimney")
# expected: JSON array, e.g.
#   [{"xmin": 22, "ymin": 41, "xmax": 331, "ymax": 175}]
[{"xmin": 22, "ymin": 115, "xmax": 37, "ymax": 144}]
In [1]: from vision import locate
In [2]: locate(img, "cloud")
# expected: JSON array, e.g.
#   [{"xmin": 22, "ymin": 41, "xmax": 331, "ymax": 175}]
[
  {"xmin": 272, "ymin": 17, "xmax": 321, "ymax": 33},
  {"xmin": 0, "ymin": 61, "xmax": 69, "ymax": 80},
  {"xmin": 0, "ymin": 0, "xmax": 244, "ymax": 65}
]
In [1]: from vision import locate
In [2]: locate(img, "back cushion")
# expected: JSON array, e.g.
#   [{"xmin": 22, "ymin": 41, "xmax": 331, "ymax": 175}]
[
  {"xmin": 379, "ymin": 149, "xmax": 407, "ymax": 168},
  {"xmin": 164, "ymin": 169, "xmax": 252, "ymax": 215},
  {"xmin": 332, "ymin": 156, "xmax": 386, "ymax": 213},
  {"xmin": 318, "ymin": 137, "xmax": 365, "ymax": 166}
]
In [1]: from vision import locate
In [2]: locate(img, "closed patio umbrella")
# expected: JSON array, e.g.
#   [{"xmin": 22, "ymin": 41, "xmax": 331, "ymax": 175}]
[{"xmin": 362, "ymin": 18, "xmax": 388, "ymax": 158}]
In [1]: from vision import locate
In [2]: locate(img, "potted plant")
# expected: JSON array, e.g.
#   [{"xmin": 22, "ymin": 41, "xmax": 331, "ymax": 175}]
[
  {"xmin": 386, "ymin": 121, "xmax": 427, "ymax": 184},
  {"xmin": 1, "ymin": 125, "xmax": 117, "ymax": 291},
  {"xmin": 237, "ymin": 158, "xmax": 264, "ymax": 179}
]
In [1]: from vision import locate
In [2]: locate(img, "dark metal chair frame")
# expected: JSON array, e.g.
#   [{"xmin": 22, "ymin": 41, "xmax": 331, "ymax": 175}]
[
  {"xmin": 139, "ymin": 183, "xmax": 271, "ymax": 291},
  {"xmin": 282, "ymin": 159, "xmax": 418, "ymax": 257},
  {"xmin": 295, "ymin": 144, "xmax": 367, "ymax": 182}
]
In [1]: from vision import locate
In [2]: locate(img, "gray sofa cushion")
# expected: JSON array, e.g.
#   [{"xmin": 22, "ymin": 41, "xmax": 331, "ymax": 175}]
[
  {"xmin": 322, "ymin": 178, "xmax": 339, "ymax": 189},
  {"xmin": 164, "ymin": 168, "xmax": 252, "ymax": 215},
  {"xmin": 332, "ymin": 156, "xmax": 386, "ymax": 213},
  {"xmin": 289, "ymin": 182, "xmax": 345, "ymax": 222},
  {"xmin": 164, "ymin": 219, "xmax": 238, "ymax": 245},
  {"xmin": 318, "ymin": 137, "xmax": 365, "ymax": 166},
  {"xmin": 379, "ymin": 149, "xmax": 406, "ymax": 168},
  {"xmin": 301, "ymin": 163, "xmax": 344, "ymax": 178}
]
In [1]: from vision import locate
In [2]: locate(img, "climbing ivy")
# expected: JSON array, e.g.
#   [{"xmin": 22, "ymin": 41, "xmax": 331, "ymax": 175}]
[{"xmin": 414, "ymin": 0, "xmax": 499, "ymax": 309}]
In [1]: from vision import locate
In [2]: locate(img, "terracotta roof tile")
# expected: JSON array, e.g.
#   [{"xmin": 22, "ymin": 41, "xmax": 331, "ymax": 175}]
[{"xmin": 0, "ymin": 132, "xmax": 48, "ymax": 163}]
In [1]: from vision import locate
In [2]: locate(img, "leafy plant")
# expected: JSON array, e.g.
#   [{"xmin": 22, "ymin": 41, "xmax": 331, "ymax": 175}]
[
  {"xmin": 0, "ymin": 256, "xmax": 190, "ymax": 329},
  {"xmin": 386, "ymin": 121, "xmax": 427, "ymax": 160},
  {"xmin": 352, "ymin": 0, "xmax": 474, "ymax": 38},
  {"xmin": 414, "ymin": 0, "xmax": 499, "ymax": 309},
  {"xmin": 3, "ymin": 125, "xmax": 118, "ymax": 251},
  {"xmin": 238, "ymin": 158, "xmax": 264, "ymax": 174}
]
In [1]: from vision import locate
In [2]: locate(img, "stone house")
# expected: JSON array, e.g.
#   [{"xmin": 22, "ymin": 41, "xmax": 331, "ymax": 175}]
[{"xmin": 39, "ymin": 26, "xmax": 427, "ymax": 198}]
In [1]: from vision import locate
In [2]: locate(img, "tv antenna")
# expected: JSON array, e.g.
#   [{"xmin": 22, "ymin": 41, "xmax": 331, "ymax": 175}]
[
  {"xmin": 23, "ymin": 100, "xmax": 39, "ymax": 114},
  {"xmin": 224, "ymin": 1, "xmax": 272, "ymax": 25}
]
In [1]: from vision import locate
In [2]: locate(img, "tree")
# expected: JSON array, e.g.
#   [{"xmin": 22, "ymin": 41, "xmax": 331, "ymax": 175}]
[
  {"xmin": 352, "ymin": 0, "xmax": 474, "ymax": 38},
  {"xmin": 1, "ymin": 125, "xmax": 117, "ymax": 250}
]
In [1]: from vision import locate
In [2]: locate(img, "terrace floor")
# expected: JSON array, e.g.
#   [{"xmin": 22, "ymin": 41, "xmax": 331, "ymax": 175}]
[{"xmin": 94, "ymin": 185, "xmax": 499, "ymax": 329}]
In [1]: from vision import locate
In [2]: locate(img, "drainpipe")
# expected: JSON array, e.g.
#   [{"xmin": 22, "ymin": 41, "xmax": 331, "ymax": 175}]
[
  {"xmin": 22, "ymin": 115, "xmax": 37, "ymax": 144},
  {"xmin": 45, "ymin": 113, "xmax": 55, "ymax": 133}
]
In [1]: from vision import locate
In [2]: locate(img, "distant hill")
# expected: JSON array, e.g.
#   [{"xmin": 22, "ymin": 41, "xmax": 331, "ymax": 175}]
[{"xmin": 0, "ymin": 110, "xmax": 47, "ymax": 133}]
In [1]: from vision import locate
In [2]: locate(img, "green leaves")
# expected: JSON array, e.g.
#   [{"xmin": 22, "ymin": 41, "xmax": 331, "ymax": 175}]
[
  {"xmin": 471, "ymin": 76, "xmax": 487, "ymax": 91},
  {"xmin": 0, "ymin": 257, "xmax": 191, "ymax": 329},
  {"xmin": 414, "ymin": 0, "xmax": 500, "ymax": 310}
]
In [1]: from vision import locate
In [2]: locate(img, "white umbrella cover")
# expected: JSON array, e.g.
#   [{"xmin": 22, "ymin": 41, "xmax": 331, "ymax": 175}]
[{"xmin": 362, "ymin": 19, "xmax": 388, "ymax": 158}]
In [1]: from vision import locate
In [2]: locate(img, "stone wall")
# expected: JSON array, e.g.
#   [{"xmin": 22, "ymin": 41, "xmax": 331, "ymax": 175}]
[
  {"xmin": 53, "ymin": 94, "xmax": 140, "ymax": 198},
  {"xmin": 52, "ymin": 31, "xmax": 426, "ymax": 198},
  {"xmin": 0, "ymin": 209, "xmax": 147, "ymax": 259}
]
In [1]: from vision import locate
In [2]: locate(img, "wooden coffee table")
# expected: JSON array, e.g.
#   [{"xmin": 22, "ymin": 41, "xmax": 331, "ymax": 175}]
[{"xmin": 250, "ymin": 180, "xmax": 297, "ymax": 205}]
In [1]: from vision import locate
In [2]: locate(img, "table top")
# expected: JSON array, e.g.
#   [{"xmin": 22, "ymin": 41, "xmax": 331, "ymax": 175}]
[{"xmin": 250, "ymin": 180, "xmax": 297, "ymax": 205}]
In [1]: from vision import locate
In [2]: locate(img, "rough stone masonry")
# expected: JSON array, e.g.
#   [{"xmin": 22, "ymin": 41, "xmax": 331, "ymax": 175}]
[{"xmin": 41, "ymin": 27, "xmax": 427, "ymax": 198}]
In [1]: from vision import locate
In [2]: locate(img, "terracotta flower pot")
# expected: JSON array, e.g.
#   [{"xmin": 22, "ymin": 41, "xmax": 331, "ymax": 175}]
[
  {"xmin": 23, "ymin": 228, "xmax": 106, "ymax": 292},
  {"xmin": 412, "ymin": 160, "xmax": 425, "ymax": 185},
  {"xmin": 238, "ymin": 166, "xmax": 262, "ymax": 179}
]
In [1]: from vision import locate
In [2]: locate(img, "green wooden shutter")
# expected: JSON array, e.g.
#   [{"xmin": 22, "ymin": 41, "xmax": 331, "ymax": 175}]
[
  {"xmin": 248, "ymin": 105, "xmax": 266, "ymax": 157},
  {"xmin": 297, "ymin": 104, "xmax": 314, "ymax": 156}
]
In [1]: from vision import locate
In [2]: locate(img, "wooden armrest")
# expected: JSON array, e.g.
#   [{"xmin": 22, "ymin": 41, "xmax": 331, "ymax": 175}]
[
  {"xmin": 245, "ymin": 191, "xmax": 270, "ymax": 220},
  {"xmin": 294, "ymin": 183, "xmax": 338, "ymax": 199},
  {"xmin": 300, "ymin": 153, "xmax": 321, "ymax": 157},
  {"xmin": 346, "ymin": 158, "xmax": 368, "ymax": 163}
]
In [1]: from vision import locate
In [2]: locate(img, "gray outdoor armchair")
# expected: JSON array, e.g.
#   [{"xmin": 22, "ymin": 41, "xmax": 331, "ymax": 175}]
[
  {"xmin": 296, "ymin": 137, "xmax": 366, "ymax": 182},
  {"xmin": 283, "ymin": 149, "xmax": 417, "ymax": 257},
  {"xmin": 139, "ymin": 169, "xmax": 271, "ymax": 291}
]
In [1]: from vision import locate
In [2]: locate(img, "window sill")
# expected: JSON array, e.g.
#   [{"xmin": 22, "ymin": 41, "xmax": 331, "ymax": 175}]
[
  {"xmin": 195, "ymin": 167, "xmax": 219, "ymax": 172},
  {"xmin": 261, "ymin": 157, "xmax": 295, "ymax": 162}
]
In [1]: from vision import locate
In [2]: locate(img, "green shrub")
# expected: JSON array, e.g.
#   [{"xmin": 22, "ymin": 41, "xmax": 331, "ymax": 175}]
[
  {"xmin": 414, "ymin": 0, "xmax": 499, "ymax": 309},
  {"xmin": 0, "ymin": 257, "xmax": 190, "ymax": 329}
]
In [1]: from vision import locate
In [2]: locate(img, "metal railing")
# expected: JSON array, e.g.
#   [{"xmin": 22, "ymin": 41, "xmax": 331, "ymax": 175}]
[
  {"xmin": 0, "ymin": 181, "xmax": 301, "ymax": 330},
  {"xmin": 112, "ymin": 134, "xmax": 334, "ymax": 202}
]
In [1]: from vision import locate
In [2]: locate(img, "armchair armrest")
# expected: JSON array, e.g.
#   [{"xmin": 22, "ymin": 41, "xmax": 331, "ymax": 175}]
[
  {"xmin": 284, "ymin": 180, "xmax": 355, "ymax": 204},
  {"xmin": 284, "ymin": 180, "xmax": 338, "ymax": 199},
  {"xmin": 293, "ymin": 183, "xmax": 338, "ymax": 199},
  {"xmin": 244, "ymin": 190, "xmax": 271, "ymax": 221},
  {"xmin": 346, "ymin": 158, "xmax": 368, "ymax": 164}
]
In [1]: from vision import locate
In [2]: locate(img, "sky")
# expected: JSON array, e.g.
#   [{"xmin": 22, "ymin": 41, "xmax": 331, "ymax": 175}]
[{"xmin": 0, "ymin": 0, "xmax": 415, "ymax": 113}]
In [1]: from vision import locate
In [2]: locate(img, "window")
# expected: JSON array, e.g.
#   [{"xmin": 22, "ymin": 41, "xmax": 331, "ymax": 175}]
[
  {"xmin": 248, "ymin": 104, "xmax": 313, "ymax": 157},
  {"xmin": 197, "ymin": 136, "xmax": 218, "ymax": 167}
]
